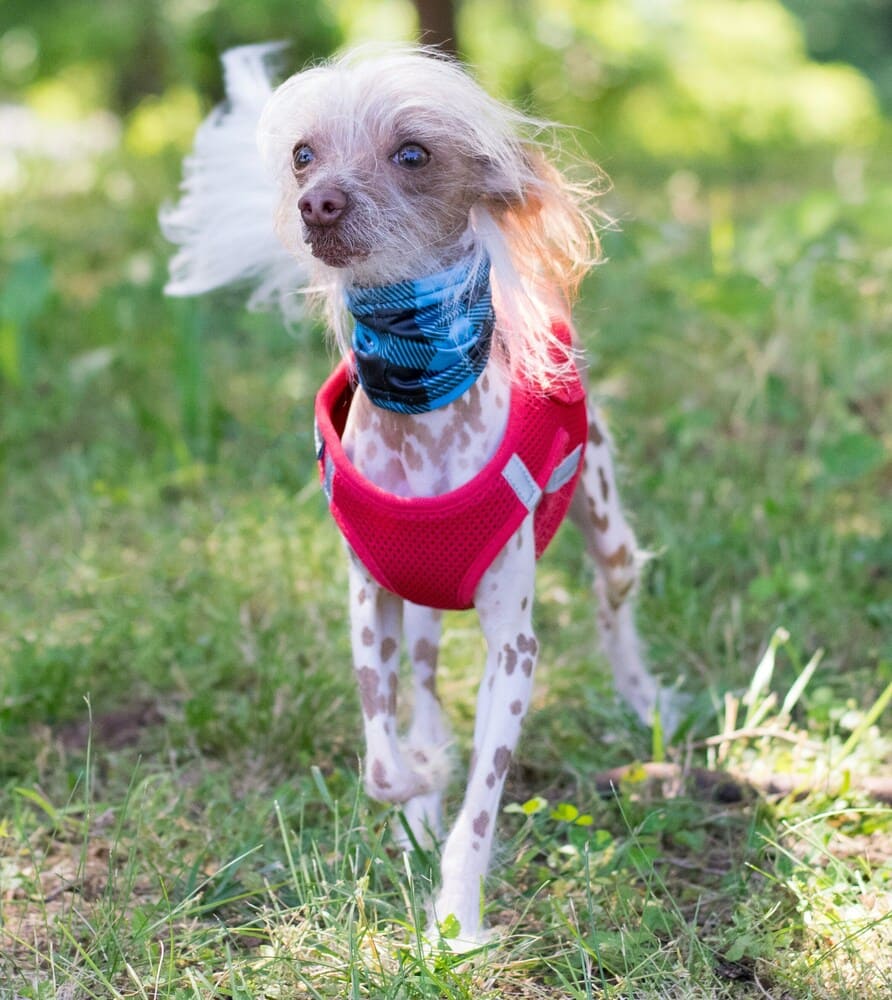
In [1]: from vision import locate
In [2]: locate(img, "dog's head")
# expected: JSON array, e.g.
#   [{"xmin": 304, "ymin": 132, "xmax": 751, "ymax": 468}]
[
  {"xmin": 163, "ymin": 45, "xmax": 604, "ymax": 389},
  {"xmin": 258, "ymin": 47, "xmax": 543, "ymax": 287}
]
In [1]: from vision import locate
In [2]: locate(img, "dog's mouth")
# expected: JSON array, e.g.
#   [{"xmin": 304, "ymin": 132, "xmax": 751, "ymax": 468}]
[{"xmin": 303, "ymin": 226, "xmax": 370, "ymax": 268}]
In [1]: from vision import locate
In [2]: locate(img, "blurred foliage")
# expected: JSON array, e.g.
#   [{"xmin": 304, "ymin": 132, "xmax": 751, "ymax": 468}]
[
  {"xmin": 782, "ymin": 0, "xmax": 892, "ymax": 110},
  {"xmin": 458, "ymin": 0, "xmax": 883, "ymax": 170},
  {"xmin": 0, "ymin": 0, "xmax": 341, "ymax": 109}
]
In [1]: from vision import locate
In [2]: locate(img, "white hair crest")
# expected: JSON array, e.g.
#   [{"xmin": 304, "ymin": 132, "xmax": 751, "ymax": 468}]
[{"xmin": 160, "ymin": 43, "xmax": 305, "ymax": 316}]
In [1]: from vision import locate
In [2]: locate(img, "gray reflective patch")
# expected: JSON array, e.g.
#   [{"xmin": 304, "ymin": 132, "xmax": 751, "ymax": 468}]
[
  {"xmin": 502, "ymin": 454, "xmax": 542, "ymax": 512},
  {"xmin": 323, "ymin": 453, "xmax": 335, "ymax": 503},
  {"xmin": 545, "ymin": 443, "xmax": 583, "ymax": 494}
]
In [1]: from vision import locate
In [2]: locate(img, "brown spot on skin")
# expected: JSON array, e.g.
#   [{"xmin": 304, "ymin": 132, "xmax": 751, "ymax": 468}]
[
  {"xmin": 376, "ymin": 411, "xmax": 408, "ymax": 452},
  {"xmin": 598, "ymin": 466, "xmax": 610, "ymax": 502},
  {"xmin": 472, "ymin": 810, "xmax": 490, "ymax": 837},
  {"xmin": 510, "ymin": 699, "xmax": 523, "ymax": 715},
  {"xmin": 606, "ymin": 544, "xmax": 631, "ymax": 569},
  {"xmin": 365, "ymin": 441, "xmax": 378, "ymax": 463},
  {"xmin": 451, "ymin": 383, "xmax": 486, "ymax": 435},
  {"xmin": 521, "ymin": 597, "xmax": 528, "ymax": 611},
  {"xmin": 355, "ymin": 666, "xmax": 381, "ymax": 719},
  {"xmin": 384, "ymin": 456, "xmax": 404, "ymax": 485},
  {"xmin": 608, "ymin": 579, "xmax": 635, "ymax": 611},
  {"xmin": 502, "ymin": 644, "xmax": 518, "ymax": 674},
  {"xmin": 355, "ymin": 666, "xmax": 398, "ymax": 718},
  {"xmin": 361, "ymin": 627, "xmax": 375, "ymax": 647},
  {"xmin": 358, "ymin": 587, "xmax": 368, "ymax": 605},
  {"xmin": 521, "ymin": 657, "xmax": 534, "ymax": 677},
  {"xmin": 371, "ymin": 758, "xmax": 391, "ymax": 790},
  {"xmin": 589, "ymin": 497, "xmax": 609, "ymax": 533},
  {"xmin": 517, "ymin": 633, "xmax": 538, "ymax": 656},
  {"xmin": 421, "ymin": 674, "xmax": 438, "ymax": 698},
  {"xmin": 588, "ymin": 419, "xmax": 604, "ymax": 446},
  {"xmin": 489, "ymin": 547, "xmax": 508, "ymax": 573},
  {"xmin": 486, "ymin": 772, "xmax": 495, "ymax": 788},
  {"xmin": 493, "ymin": 746, "xmax": 512, "ymax": 779},
  {"xmin": 472, "ymin": 841, "xmax": 480, "ymax": 851},
  {"xmin": 413, "ymin": 638, "xmax": 437, "ymax": 670},
  {"xmin": 481, "ymin": 374, "xmax": 490, "ymax": 392},
  {"xmin": 403, "ymin": 440, "xmax": 423, "ymax": 472},
  {"xmin": 380, "ymin": 637, "xmax": 397, "ymax": 662}
]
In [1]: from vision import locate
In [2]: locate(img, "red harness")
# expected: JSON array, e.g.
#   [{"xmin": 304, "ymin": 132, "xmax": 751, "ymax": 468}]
[{"xmin": 314, "ymin": 326, "xmax": 588, "ymax": 610}]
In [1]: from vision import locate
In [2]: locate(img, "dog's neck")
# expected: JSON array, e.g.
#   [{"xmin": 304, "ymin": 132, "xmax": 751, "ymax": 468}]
[{"xmin": 345, "ymin": 255, "xmax": 495, "ymax": 415}]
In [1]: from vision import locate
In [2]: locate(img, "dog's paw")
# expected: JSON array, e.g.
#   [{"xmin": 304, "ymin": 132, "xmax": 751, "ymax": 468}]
[
  {"xmin": 364, "ymin": 758, "xmax": 432, "ymax": 803},
  {"xmin": 425, "ymin": 908, "xmax": 494, "ymax": 954},
  {"xmin": 401, "ymin": 739, "xmax": 453, "ymax": 792}
]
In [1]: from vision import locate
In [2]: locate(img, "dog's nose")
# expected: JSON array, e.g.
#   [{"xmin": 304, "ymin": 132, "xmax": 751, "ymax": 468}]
[{"xmin": 299, "ymin": 187, "xmax": 347, "ymax": 226}]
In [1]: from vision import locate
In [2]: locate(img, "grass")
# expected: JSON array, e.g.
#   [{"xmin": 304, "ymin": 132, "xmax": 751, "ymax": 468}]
[{"xmin": 2, "ymin": 101, "xmax": 891, "ymax": 996}]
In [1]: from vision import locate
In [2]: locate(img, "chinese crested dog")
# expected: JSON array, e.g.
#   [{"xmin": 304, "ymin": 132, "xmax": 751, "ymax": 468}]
[{"xmin": 162, "ymin": 44, "xmax": 677, "ymax": 948}]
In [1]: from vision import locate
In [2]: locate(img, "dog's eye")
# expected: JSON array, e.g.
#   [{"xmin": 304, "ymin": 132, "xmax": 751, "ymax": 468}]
[
  {"xmin": 292, "ymin": 144, "xmax": 315, "ymax": 171},
  {"xmin": 392, "ymin": 143, "xmax": 430, "ymax": 169}
]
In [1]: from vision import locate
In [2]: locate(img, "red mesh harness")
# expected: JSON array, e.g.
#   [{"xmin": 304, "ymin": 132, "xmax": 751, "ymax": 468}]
[{"xmin": 314, "ymin": 324, "xmax": 588, "ymax": 610}]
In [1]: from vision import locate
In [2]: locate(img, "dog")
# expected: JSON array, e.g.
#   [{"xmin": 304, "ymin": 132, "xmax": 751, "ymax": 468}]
[{"xmin": 162, "ymin": 44, "xmax": 676, "ymax": 949}]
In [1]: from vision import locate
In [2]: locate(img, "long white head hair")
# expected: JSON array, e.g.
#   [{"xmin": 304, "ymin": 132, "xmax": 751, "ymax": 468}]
[{"xmin": 162, "ymin": 45, "xmax": 606, "ymax": 390}]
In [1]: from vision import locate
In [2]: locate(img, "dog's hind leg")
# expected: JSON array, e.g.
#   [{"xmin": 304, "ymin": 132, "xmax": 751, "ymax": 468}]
[
  {"xmin": 569, "ymin": 405, "xmax": 679, "ymax": 731},
  {"xmin": 348, "ymin": 553, "xmax": 431, "ymax": 804},
  {"xmin": 430, "ymin": 518, "xmax": 538, "ymax": 947}
]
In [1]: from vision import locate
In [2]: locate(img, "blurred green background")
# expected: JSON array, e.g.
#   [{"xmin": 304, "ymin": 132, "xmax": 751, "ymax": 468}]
[{"xmin": 1, "ymin": 0, "xmax": 890, "ymax": 736}]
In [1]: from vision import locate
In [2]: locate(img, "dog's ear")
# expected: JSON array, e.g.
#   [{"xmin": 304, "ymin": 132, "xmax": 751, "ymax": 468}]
[{"xmin": 478, "ymin": 146, "xmax": 548, "ymax": 216}]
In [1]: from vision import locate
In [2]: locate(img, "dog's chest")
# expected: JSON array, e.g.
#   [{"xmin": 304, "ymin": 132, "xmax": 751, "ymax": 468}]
[{"xmin": 342, "ymin": 360, "xmax": 511, "ymax": 498}]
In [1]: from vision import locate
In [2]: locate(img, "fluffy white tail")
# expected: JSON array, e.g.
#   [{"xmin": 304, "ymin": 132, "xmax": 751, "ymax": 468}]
[{"xmin": 159, "ymin": 44, "xmax": 304, "ymax": 315}]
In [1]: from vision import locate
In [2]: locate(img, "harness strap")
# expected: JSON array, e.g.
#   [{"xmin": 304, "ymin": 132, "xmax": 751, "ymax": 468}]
[
  {"xmin": 502, "ymin": 442, "xmax": 584, "ymax": 511},
  {"xmin": 318, "ymin": 428, "xmax": 583, "ymax": 515}
]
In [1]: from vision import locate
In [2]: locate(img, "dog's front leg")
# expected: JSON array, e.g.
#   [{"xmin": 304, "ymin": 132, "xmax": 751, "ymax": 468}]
[
  {"xmin": 431, "ymin": 518, "xmax": 538, "ymax": 947},
  {"xmin": 397, "ymin": 603, "xmax": 450, "ymax": 849},
  {"xmin": 348, "ymin": 553, "xmax": 430, "ymax": 804}
]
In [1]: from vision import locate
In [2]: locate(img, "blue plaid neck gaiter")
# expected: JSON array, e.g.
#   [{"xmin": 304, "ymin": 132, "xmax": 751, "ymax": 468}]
[{"xmin": 346, "ymin": 254, "xmax": 495, "ymax": 414}]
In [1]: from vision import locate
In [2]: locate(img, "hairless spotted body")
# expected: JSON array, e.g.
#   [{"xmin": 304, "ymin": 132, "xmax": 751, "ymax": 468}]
[{"xmin": 162, "ymin": 44, "xmax": 679, "ymax": 949}]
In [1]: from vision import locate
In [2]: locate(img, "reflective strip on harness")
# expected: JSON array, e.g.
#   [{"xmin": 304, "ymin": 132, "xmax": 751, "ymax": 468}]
[
  {"xmin": 322, "ymin": 452, "xmax": 335, "ymax": 503},
  {"xmin": 502, "ymin": 453, "xmax": 542, "ymax": 512},
  {"xmin": 314, "ymin": 419, "xmax": 335, "ymax": 502},
  {"xmin": 545, "ymin": 443, "xmax": 583, "ymax": 495},
  {"xmin": 503, "ymin": 442, "xmax": 583, "ymax": 513}
]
